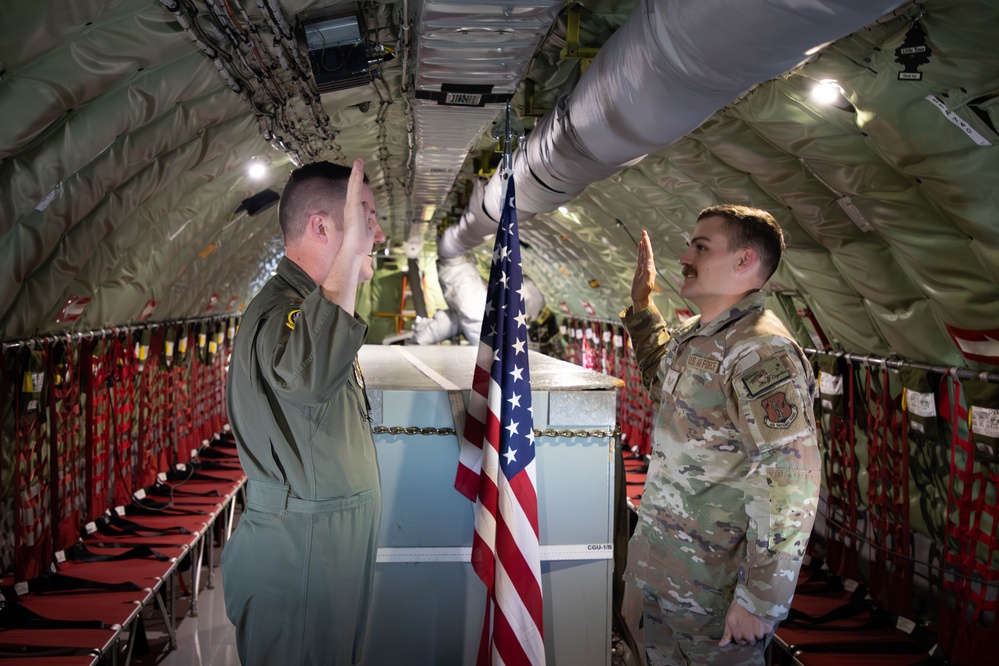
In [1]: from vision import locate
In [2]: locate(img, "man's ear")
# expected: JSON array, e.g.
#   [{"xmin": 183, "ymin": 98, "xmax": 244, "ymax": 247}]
[
  {"xmin": 735, "ymin": 247, "xmax": 758, "ymax": 276},
  {"xmin": 308, "ymin": 213, "xmax": 328, "ymax": 243}
]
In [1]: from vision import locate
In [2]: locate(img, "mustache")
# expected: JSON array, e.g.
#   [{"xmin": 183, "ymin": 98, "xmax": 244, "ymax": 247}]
[{"xmin": 682, "ymin": 266, "xmax": 697, "ymax": 278}]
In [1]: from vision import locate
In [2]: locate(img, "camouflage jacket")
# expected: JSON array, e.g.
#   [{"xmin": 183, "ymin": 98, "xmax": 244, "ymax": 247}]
[{"xmin": 621, "ymin": 291, "xmax": 820, "ymax": 621}]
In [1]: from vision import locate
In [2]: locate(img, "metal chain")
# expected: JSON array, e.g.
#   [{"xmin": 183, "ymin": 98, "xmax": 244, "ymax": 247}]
[{"xmin": 371, "ymin": 425, "xmax": 621, "ymax": 439}]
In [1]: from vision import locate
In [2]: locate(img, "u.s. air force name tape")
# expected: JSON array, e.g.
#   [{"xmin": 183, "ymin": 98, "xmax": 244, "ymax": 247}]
[{"xmin": 376, "ymin": 543, "xmax": 613, "ymax": 563}]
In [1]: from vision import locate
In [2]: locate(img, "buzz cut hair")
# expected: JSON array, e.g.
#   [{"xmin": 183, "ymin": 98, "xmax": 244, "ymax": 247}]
[
  {"xmin": 278, "ymin": 161, "xmax": 367, "ymax": 242},
  {"xmin": 698, "ymin": 204, "xmax": 786, "ymax": 282}
]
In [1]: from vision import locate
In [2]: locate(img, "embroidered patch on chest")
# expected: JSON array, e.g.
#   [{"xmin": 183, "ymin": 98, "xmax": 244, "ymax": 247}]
[
  {"xmin": 741, "ymin": 356, "xmax": 791, "ymax": 398},
  {"xmin": 286, "ymin": 309, "xmax": 301, "ymax": 330},
  {"xmin": 686, "ymin": 354, "xmax": 720, "ymax": 374}
]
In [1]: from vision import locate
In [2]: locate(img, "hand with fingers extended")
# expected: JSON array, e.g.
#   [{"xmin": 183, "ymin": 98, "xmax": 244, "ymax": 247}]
[
  {"xmin": 339, "ymin": 158, "xmax": 376, "ymax": 263},
  {"xmin": 631, "ymin": 229, "xmax": 657, "ymax": 311},
  {"xmin": 718, "ymin": 600, "xmax": 774, "ymax": 648},
  {"xmin": 321, "ymin": 158, "xmax": 379, "ymax": 314}
]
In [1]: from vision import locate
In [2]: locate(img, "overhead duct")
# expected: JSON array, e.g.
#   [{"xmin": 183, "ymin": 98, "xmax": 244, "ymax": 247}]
[
  {"xmin": 409, "ymin": 0, "xmax": 563, "ymax": 223},
  {"xmin": 406, "ymin": 0, "xmax": 562, "ymax": 344},
  {"xmin": 438, "ymin": 0, "xmax": 906, "ymax": 259}
]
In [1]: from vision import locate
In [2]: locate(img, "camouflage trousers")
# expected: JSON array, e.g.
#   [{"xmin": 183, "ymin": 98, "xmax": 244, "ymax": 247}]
[{"xmin": 623, "ymin": 582, "xmax": 772, "ymax": 666}]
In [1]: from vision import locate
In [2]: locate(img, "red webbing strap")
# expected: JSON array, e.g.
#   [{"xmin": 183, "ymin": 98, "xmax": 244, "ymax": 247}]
[
  {"xmin": 149, "ymin": 329, "xmax": 173, "ymax": 478},
  {"xmin": 943, "ymin": 373, "xmax": 972, "ymax": 604},
  {"xmin": 174, "ymin": 325, "xmax": 195, "ymax": 462},
  {"xmin": 863, "ymin": 365, "xmax": 911, "ymax": 615},
  {"xmin": 109, "ymin": 335, "xmax": 137, "ymax": 508},
  {"xmin": 81, "ymin": 338, "xmax": 94, "ymax": 521},
  {"xmin": 217, "ymin": 330, "xmax": 228, "ymax": 431},
  {"xmin": 1, "ymin": 349, "xmax": 10, "ymax": 575},
  {"xmin": 938, "ymin": 371, "xmax": 999, "ymax": 664},
  {"xmin": 948, "ymin": 378, "xmax": 999, "ymax": 621},
  {"xmin": 136, "ymin": 329, "xmax": 163, "ymax": 489},
  {"xmin": 824, "ymin": 360, "xmax": 858, "ymax": 579},
  {"xmin": 47, "ymin": 344, "xmax": 60, "ymax": 557},
  {"xmin": 136, "ymin": 340, "xmax": 147, "ymax": 493},
  {"xmin": 564, "ymin": 318, "xmax": 579, "ymax": 366},
  {"xmin": 623, "ymin": 327, "xmax": 653, "ymax": 456},
  {"xmin": 13, "ymin": 347, "xmax": 51, "ymax": 581},
  {"xmin": 47, "ymin": 341, "xmax": 84, "ymax": 552},
  {"xmin": 86, "ymin": 340, "xmax": 113, "ymax": 520},
  {"xmin": 210, "ymin": 326, "xmax": 226, "ymax": 434}
]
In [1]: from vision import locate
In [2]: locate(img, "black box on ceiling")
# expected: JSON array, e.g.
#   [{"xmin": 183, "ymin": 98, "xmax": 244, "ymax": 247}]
[
  {"xmin": 240, "ymin": 189, "xmax": 280, "ymax": 216},
  {"xmin": 298, "ymin": 7, "xmax": 372, "ymax": 93}
]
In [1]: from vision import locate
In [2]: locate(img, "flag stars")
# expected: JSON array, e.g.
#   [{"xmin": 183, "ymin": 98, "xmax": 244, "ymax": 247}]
[
  {"xmin": 527, "ymin": 429, "xmax": 535, "ymax": 446},
  {"xmin": 505, "ymin": 420, "xmax": 520, "ymax": 437},
  {"xmin": 508, "ymin": 392, "xmax": 521, "ymax": 408},
  {"xmin": 503, "ymin": 447, "xmax": 518, "ymax": 464},
  {"xmin": 510, "ymin": 366, "xmax": 524, "ymax": 382},
  {"xmin": 512, "ymin": 339, "xmax": 526, "ymax": 355},
  {"xmin": 514, "ymin": 311, "xmax": 527, "ymax": 328},
  {"xmin": 499, "ymin": 271, "xmax": 509, "ymax": 288}
]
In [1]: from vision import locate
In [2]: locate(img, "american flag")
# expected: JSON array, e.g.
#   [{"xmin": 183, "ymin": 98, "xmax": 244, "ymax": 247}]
[{"xmin": 455, "ymin": 175, "xmax": 545, "ymax": 666}]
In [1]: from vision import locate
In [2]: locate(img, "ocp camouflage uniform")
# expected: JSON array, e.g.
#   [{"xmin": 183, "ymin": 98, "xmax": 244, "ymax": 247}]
[{"xmin": 620, "ymin": 291, "xmax": 820, "ymax": 666}]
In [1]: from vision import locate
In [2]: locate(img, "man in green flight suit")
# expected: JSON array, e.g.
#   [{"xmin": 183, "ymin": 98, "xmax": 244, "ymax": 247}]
[
  {"xmin": 222, "ymin": 159, "xmax": 385, "ymax": 665},
  {"xmin": 621, "ymin": 205, "xmax": 821, "ymax": 666}
]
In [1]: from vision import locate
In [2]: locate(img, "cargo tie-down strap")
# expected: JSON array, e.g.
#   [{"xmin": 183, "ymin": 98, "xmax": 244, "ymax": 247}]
[
  {"xmin": 940, "ymin": 372, "xmax": 999, "ymax": 621},
  {"xmin": 862, "ymin": 364, "xmax": 911, "ymax": 615},
  {"xmin": 380, "ymin": 347, "xmax": 614, "ymax": 564},
  {"xmin": 815, "ymin": 354, "xmax": 859, "ymax": 579},
  {"xmin": 936, "ymin": 371, "xmax": 999, "ymax": 665}
]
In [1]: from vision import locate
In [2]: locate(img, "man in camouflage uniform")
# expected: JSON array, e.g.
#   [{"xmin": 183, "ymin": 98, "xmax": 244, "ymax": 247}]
[{"xmin": 620, "ymin": 205, "xmax": 821, "ymax": 666}]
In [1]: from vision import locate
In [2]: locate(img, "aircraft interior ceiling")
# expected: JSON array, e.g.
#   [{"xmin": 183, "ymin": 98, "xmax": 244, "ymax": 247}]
[{"xmin": 1, "ymin": 0, "xmax": 997, "ymax": 372}]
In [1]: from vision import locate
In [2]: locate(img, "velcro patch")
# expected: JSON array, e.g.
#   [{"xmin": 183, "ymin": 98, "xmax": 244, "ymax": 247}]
[
  {"xmin": 286, "ymin": 309, "xmax": 301, "ymax": 330},
  {"xmin": 758, "ymin": 391, "xmax": 799, "ymax": 429},
  {"xmin": 687, "ymin": 354, "xmax": 720, "ymax": 374},
  {"xmin": 741, "ymin": 356, "xmax": 791, "ymax": 398}
]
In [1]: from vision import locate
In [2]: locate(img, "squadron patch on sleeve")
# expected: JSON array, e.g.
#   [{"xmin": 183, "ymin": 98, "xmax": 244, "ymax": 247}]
[
  {"xmin": 741, "ymin": 355, "xmax": 792, "ymax": 397},
  {"xmin": 736, "ymin": 351, "xmax": 813, "ymax": 451},
  {"xmin": 759, "ymin": 391, "xmax": 799, "ymax": 429},
  {"xmin": 285, "ymin": 309, "xmax": 301, "ymax": 330}
]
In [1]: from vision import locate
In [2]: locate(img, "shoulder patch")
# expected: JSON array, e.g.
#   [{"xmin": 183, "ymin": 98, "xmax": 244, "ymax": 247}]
[
  {"xmin": 285, "ymin": 309, "xmax": 301, "ymax": 330},
  {"xmin": 741, "ymin": 355, "xmax": 791, "ymax": 398},
  {"xmin": 758, "ymin": 391, "xmax": 799, "ymax": 429}
]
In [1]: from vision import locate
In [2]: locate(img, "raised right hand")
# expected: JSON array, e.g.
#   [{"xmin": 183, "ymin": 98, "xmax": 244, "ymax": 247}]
[
  {"xmin": 340, "ymin": 158, "xmax": 374, "ymax": 260},
  {"xmin": 631, "ymin": 229, "xmax": 656, "ymax": 311}
]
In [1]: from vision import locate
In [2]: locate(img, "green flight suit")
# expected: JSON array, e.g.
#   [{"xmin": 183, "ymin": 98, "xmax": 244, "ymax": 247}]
[{"xmin": 222, "ymin": 257, "xmax": 381, "ymax": 666}]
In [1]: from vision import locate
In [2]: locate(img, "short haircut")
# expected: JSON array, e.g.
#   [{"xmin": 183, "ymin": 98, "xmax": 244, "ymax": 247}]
[
  {"xmin": 278, "ymin": 161, "xmax": 367, "ymax": 242},
  {"xmin": 698, "ymin": 204, "xmax": 785, "ymax": 282}
]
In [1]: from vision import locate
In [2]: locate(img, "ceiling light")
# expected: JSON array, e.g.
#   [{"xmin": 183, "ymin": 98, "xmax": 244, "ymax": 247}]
[
  {"xmin": 558, "ymin": 206, "xmax": 569, "ymax": 214},
  {"xmin": 247, "ymin": 161, "xmax": 267, "ymax": 180},
  {"xmin": 811, "ymin": 79, "xmax": 845, "ymax": 106}
]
